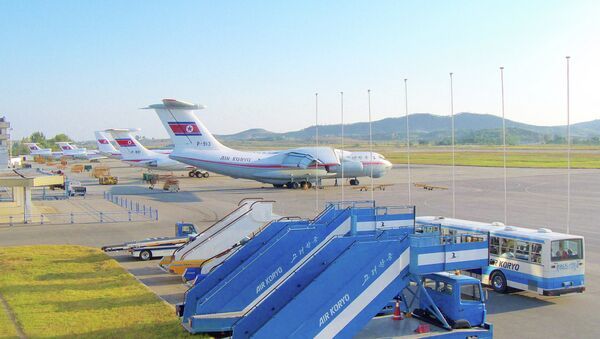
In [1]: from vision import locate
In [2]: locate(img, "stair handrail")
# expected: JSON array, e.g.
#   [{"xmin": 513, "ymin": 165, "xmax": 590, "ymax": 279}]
[{"xmin": 178, "ymin": 200, "xmax": 276, "ymax": 259}]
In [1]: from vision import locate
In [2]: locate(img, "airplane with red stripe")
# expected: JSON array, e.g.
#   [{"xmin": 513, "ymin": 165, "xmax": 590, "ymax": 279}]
[
  {"xmin": 145, "ymin": 99, "xmax": 392, "ymax": 188},
  {"xmin": 105, "ymin": 128, "xmax": 199, "ymax": 174}
]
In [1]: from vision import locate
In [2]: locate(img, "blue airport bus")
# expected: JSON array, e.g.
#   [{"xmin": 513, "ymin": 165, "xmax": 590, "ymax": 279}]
[{"xmin": 416, "ymin": 216, "xmax": 585, "ymax": 296}]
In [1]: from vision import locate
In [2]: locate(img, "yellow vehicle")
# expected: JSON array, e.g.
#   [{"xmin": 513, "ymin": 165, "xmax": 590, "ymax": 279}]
[{"xmin": 99, "ymin": 176, "xmax": 118, "ymax": 185}]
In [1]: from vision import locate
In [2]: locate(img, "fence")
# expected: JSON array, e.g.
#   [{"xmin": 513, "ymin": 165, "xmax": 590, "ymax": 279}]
[
  {"xmin": 103, "ymin": 192, "xmax": 159, "ymax": 221},
  {"xmin": 0, "ymin": 193, "xmax": 159, "ymax": 226}
]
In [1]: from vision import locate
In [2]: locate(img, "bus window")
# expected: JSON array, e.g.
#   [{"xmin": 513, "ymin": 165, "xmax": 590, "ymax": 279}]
[
  {"xmin": 437, "ymin": 281, "xmax": 453, "ymax": 295},
  {"xmin": 460, "ymin": 284, "xmax": 481, "ymax": 302},
  {"xmin": 500, "ymin": 238, "xmax": 516, "ymax": 259},
  {"xmin": 490, "ymin": 236, "xmax": 499, "ymax": 255},
  {"xmin": 551, "ymin": 239, "xmax": 583, "ymax": 262},
  {"xmin": 516, "ymin": 241, "xmax": 530, "ymax": 261},
  {"xmin": 530, "ymin": 243, "xmax": 542, "ymax": 264}
]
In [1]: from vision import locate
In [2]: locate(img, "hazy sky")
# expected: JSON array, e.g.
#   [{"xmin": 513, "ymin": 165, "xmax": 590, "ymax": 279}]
[{"xmin": 1, "ymin": 1, "xmax": 599, "ymax": 140}]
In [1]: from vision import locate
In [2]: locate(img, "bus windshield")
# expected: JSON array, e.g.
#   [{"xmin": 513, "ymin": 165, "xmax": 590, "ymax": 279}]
[{"xmin": 551, "ymin": 239, "xmax": 583, "ymax": 262}]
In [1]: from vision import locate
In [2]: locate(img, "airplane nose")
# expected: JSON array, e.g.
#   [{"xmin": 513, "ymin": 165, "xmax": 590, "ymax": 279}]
[{"xmin": 384, "ymin": 160, "xmax": 393, "ymax": 171}]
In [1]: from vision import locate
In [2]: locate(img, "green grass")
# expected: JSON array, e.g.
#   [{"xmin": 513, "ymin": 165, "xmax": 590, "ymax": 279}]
[
  {"xmin": 226, "ymin": 140, "xmax": 600, "ymax": 168},
  {"xmin": 0, "ymin": 303, "xmax": 18, "ymax": 339},
  {"xmin": 384, "ymin": 151, "xmax": 600, "ymax": 168},
  {"xmin": 0, "ymin": 245, "xmax": 190, "ymax": 338}
]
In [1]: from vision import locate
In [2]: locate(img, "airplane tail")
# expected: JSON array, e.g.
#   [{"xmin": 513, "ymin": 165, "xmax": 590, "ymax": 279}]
[
  {"xmin": 24, "ymin": 143, "xmax": 41, "ymax": 152},
  {"xmin": 144, "ymin": 99, "xmax": 227, "ymax": 151},
  {"xmin": 105, "ymin": 128, "xmax": 153, "ymax": 160},
  {"xmin": 56, "ymin": 142, "xmax": 76, "ymax": 151},
  {"xmin": 94, "ymin": 131, "xmax": 120, "ymax": 155}
]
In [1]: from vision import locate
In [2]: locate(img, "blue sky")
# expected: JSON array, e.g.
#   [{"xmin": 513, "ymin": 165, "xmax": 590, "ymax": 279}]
[{"xmin": 1, "ymin": 1, "xmax": 599, "ymax": 140}]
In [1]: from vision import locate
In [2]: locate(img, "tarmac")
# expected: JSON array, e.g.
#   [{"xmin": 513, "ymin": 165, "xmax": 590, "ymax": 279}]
[{"xmin": 1, "ymin": 159, "xmax": 598, "ymax": 338}]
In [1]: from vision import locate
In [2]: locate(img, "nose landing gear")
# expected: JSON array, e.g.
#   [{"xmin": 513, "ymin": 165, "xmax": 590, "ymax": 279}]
[{"xmin": 349, "ymin": 178, "xmax": 360, "ymax": 186}]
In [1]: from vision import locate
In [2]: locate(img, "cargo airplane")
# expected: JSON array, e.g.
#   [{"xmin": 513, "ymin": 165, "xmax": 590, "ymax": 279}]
[
  {"xmin": 94, "ymin": 131, "xmax": 122, "ymax": 159},
  {"xmin": 106, "ymin": 128, "xmax": 205, "ymax": 176},
  {"xmin": 56, "ymin": 142, "xmax": 105, "ymax": 160},
  {"xmin": 146, "ymin": 99, "xmax": 392, "ymax": 188},
  {"xmin": 24, "ymin": 143, "xmax": 62, "ymax": 159}
]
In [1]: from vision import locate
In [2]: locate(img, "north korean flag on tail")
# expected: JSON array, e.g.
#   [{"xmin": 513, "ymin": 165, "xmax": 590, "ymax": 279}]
[
  {"xmin": 115, "ymin": 138, "xmax": 136, "ymax": 147},
  {"xmin": 168, "ymin": 122, "xmax": 202, "ymax": 136}
]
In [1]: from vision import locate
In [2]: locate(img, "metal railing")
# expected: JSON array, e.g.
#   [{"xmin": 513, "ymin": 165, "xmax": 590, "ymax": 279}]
[{"xmin": 0, "ymin": 210, "xmax": 155, "ymax": 226}]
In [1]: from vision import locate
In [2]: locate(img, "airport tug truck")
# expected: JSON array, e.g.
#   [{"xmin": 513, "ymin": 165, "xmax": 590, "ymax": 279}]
[
  {"xmin": 102, "ymin": 223, "xmax": 197, "ymax": 261},
  {"xmin": 175, "ymin": 201, "xmax": 493, "ymax": 338}
]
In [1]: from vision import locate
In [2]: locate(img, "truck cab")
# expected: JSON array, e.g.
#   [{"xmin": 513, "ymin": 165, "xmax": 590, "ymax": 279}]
[
  {"xmin": 420, "ymin": 272, "xmax": 487, "ymax": 329},
  {"xmin": 176, "ymin": 223, "xmax": 198, "ymax": 238}
]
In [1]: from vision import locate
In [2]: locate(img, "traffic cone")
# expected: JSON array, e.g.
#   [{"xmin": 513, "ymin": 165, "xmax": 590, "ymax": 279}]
[{"xmin": 392, "ymin": 300, "xmax": 403, "ymax": 321}]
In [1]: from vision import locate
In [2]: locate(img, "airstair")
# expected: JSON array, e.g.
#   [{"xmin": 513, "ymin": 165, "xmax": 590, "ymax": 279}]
[{"xmin": 179, "ymin": 201, "xmax": 489, "ymax": 338}]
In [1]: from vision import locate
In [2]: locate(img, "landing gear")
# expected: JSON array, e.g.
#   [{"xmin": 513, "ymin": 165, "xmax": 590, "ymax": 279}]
[
  {"xmin": 189, "ymin": 170, "xmax": 210, "ymax": 178},
  {"xmin": 286, "ymin": 182, "xmax": 300, "ymax": 189},
  {"xmin": 349, "ymin": 178, "xmax": 360, "ymax": 186},
  {"xmin": 300, "ymin": 181, "xmax": 312, "ymax": 190}
]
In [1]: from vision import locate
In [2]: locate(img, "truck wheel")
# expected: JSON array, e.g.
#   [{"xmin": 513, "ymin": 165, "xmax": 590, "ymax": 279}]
[
  {"xmin": 139, "ymin": 250, "xmax": 152, "ymax": 261},
  {"xmin": 490, "ymin": 271, "xmax": 508, "ymax": 293},
  {"xmin": 452, "ymin": 319, "xmax": 471, "ymax": 329}
]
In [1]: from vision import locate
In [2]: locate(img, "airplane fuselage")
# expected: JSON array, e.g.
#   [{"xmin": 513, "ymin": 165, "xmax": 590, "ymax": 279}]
[{"xmin": 170, "ymin": 148, "xmax": 329, "ymax": 184}]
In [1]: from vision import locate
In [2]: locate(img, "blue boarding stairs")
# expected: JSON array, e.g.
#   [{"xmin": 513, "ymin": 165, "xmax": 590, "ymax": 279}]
[{"xmin": 177, "ymin": 201, "xmax": 491, "ymax": 338}]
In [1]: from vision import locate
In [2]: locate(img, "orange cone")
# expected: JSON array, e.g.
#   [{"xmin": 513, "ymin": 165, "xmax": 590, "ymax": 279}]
[{"xmin": 392, "ymin": 300, "xmax": 403, "ymax": 321}]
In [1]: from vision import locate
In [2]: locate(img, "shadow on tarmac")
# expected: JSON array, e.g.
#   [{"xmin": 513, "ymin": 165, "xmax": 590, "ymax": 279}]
[{"xmin": 486, "ymin": 289, "xmax": 554, "ymax": 314}]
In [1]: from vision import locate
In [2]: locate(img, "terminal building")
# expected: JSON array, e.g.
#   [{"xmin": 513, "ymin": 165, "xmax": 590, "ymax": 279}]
[{"xmin": 0, "ymin": 117, "xmax": 10, "ymax": 169}]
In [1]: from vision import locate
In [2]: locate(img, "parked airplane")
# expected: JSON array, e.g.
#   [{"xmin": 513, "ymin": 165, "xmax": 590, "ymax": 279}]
[
  {"xmin": 23, "ymin": 143, "xmax": 61, "ymax": 159},
  {"xmin": 334, "ymin": 150, "xmax": 393, "ymax": 186},
  {"xmin": 56, "ymin": 142, "xmax": 105, "ymax": 160},
  {"xmin": 94, "ymin": 131, "xmax": 122, "ymax": 159},
  {"xmin": 146, "ymin": 99, "xmax": 390, "ymax": 188},
  {"xmin": 106, "ymin": 128, "xmax": 202, "ymax": 175}
]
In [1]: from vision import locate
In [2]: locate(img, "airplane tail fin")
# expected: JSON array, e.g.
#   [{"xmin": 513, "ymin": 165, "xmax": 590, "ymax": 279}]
[
  {"xmin": 105, "ymin": 129, "xmax": 153, "ymax": 160},
  {"xmin": 56, "ymin": 142, "xmax": 76, "ymax": 151},
  {"xmin": 94, "ymin": 131, "xmax": 120, "ymax": 155},
  {"xmin": 24, "ymin": 143, "xmax": 41, "ymax": 152},
  {"xmin": 144, "ymin": 99, "xmax": 227, "ymax": 151}
]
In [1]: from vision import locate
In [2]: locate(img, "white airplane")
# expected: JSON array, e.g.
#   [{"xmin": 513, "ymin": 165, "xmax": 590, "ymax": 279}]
[
  {"xmin": 146, "ymin": 99, "xmax": 389, "ymax": 189},
  {"xmin": 56, "ymin": 142, "xmax": 105, "ymax": 160},
  {"xmin": 106, "ymin": 128, "xmax": 201, "ymax": 174},
  {"xmin": 334, "ymin": 150, "xmax": 393, "ymax": 186},
  {"xmin": 94, "ymin": 131, "xmax": 122, "ymax": 159},
  {"xmin": 23, "ymin": 143, "xmax": 62, "ymax": 159}
]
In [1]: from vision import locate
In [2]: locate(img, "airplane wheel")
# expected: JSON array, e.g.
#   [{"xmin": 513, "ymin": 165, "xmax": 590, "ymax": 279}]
[
  {"xmin": 188, "ymin": 171, "xmax": 194, "ymax": 178},
  {"xmin": 202, "ymin": 172, "xmax": 209, "ymax": 178},
  {"xmin": 194, "ymin": 171, "xmax": 202, "ymax": 178},
  {"xmin": 307, "ymin": 182, "xmax": 313, "ymax": 189},
  {"xmin": 291, "ymin": 182, "xmax": 300, "ymax": 189},
  {"xmin": 350, "ymin": 179, "xmax": 359, "ymax": 186},
  {"xmin": 300, "ymin": 181, "xmax": 309, "ymax": 190}
]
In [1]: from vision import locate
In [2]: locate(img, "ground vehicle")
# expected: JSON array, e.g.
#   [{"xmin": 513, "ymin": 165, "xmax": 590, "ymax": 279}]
[
  {"xmin": 417, "ymin": 216, "xmax": 585, "ymax": 296},
  {"xmin": 419, "ymin": 273, "xmax": 487, "ymax": 328},
  {"xmin": 66, "ymin": 181, "xmax": 86, "ymax": 197},
  {"xmin": 102, "ymin": 223, "xmax": 197, "ymax": 260},
  {"xmin": 99, "ymin": 176, "xmax": 118, "ymax": 185}
]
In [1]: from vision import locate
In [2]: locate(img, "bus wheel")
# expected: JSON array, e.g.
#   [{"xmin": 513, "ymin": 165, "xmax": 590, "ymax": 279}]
[
  {"xmin": 490, "ymin": 271, "xmax": 507, "ymax": 293},
  {"xmin": 139, "ymin": 250, "xmax": 152, "ymax": 261}
]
